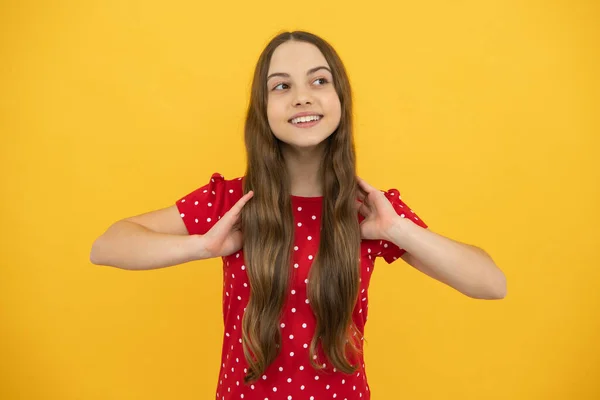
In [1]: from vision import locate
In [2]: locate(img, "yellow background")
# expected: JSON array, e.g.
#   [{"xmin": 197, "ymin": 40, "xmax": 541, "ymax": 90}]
[{"xmin": 1, "ymin": 0, "xmax": 599, "ymax": 399}]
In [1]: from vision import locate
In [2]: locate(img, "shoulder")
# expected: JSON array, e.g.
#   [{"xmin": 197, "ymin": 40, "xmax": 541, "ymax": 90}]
[
  {"xmin": 177, "ymin": 172, "xmax": 244, "ymax": 203},
  {"xmin": 175, "ymin": 172, "xmax": 245, "ymax": 235}
]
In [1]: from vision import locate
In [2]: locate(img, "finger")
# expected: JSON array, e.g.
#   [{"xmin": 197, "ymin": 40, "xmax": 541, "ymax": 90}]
[
  {"xmin": 227, "ymin": 191, "xmax": 254, "ymax": 217},
  {"xmin": 356, "ymin": 176, "xmax": 375, "ymax": 194},
  {"xmin": 356, "ymin": 200, "xmax": 370, "ymax": 217},
  {"xmin": 357, "ymin": 190, "xmax": 366, "ymax": 202}
]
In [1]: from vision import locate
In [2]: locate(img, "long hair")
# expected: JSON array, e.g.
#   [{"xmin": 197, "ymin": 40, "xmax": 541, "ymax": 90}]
[{"xmin": 240, "ymin": 31, "xmax": 363, "ymax": 384}]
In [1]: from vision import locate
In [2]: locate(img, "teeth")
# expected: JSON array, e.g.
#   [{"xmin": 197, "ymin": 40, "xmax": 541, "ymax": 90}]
[{"xmin": 291, "ymin": 115, "xmax": 321, "ymax": 124}]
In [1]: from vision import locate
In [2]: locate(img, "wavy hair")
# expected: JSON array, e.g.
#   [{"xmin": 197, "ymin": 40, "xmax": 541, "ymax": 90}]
[{"xmin": 240, "ymin": 31, "xmax": 363, "ymax": 384}]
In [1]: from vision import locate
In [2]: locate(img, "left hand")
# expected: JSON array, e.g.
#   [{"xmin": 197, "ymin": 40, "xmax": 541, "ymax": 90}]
[{"xmin": 356, "ymin": 176, "xmax": 402, "ymax": 242}]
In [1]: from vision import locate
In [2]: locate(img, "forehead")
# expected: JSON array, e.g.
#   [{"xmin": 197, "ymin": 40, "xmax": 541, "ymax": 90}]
[{"xmin": 268, "ymin": 41, "xmax": 330, "ymax": 75}]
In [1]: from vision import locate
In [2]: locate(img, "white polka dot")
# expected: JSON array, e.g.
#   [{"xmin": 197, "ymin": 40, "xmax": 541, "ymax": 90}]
[
  {"xmin": 294, "ymin": 263, "xmax": 299, "ymax": 269},
  {"xmin": 289, "ymin": 334, "xmax": 294, "ymax": 339},
  {"xmin": 297, "ymin": 222, "xmax": 302, "ymax": 227},
  {"xmin": 208, "ymin": 203, "xmax": 212, "ymax": 207},
  {"xmin": 294, "ymin": 246, "xmax": 299, "ymax": 251},
  {"xmin": 280, "ymin": 323, "xmax": 285, "ymax": 328},
  {"xmin": 229, "ymin": 189, "xmax": 234, "ymax": 193},
  {"xmin": 291, "ymin": 308, "xmax": 296, "ymax": 313},
  {"xmin": 272, "ymin": 387, "xmax": 277, "ymax": 392},
  {"xmin": 290, "ymin": 352, "xmax": 294, "ymax": 356},
  {"xmin": 314, "ymin": 376, "xmax": 319, "ymax": 380},
  {"xmin": 262, "ymin": 375, "xmax": 267, "ymax": 380},
  {"xmin": 297, "ymin": 207, "xmax": 302, "ymax": 211},
  {"xmin": 299, "ymin": 366, "xmax": 304, "ymax": 370},
  {"xmin": 303, "ymin": 343, "xmax": 308, "ymax": 348},
  {"xmin": 308, "ymin": 255, "xmax": 313, "ymax": 260},
  {"xmin": 180, "ymin": 213, "xmax": 185, "ymax": 217},
  {"xmin": 312, "ymin": 215, "xmax": 316, "ymax": 220},
  {"xmin": 287, "ymin": 378, "xmax": 292, "ymax": 383},
  {"xmin": 302, "ymin": 323, "xmax": 307, "ymax": 328},
  {"xmin": 207, "ymin": 218, "xmax": 211, "ymax": 222},
  {"xmin": 241, "ymin": 265, "xmax": 245, "ymax": 270},
  {"xmin": 307, "ymin": 236, "xmax": 312, "ymax": 240},
  {"xmin": 300, "ymin": 385, "xmax": 305, "ymax": 390},
  {"xmin": 291, "ymin": 289, "xmax": 296, "ymax": 294},
  {"xmin": 279, "ymin": 366, "xmax": 283, "ymax": 371}
]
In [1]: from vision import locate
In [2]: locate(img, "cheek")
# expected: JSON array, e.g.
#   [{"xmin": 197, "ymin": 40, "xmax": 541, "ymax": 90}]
[
  {"xmin": 324, "ymin": 93, "xmax": 342, "ymax": 119},
  {"xmin": 267, "ymin": 101, "xmax": 286, "ymax": 124}
]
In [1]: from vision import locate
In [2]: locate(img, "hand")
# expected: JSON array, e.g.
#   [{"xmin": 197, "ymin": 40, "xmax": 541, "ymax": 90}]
[
  {"xmin": 201, "ymin": 190, "xmax": 254, "ymax": 258},
  {"xmin": 356, "ymin": 176, "xmax": 400, "ymax": 242}
]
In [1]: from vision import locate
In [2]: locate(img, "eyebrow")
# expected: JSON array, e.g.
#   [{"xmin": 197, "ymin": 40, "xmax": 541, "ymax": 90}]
[{"xmin": 267, "ymin": 66, "xmax": 332, "ymax": 82}]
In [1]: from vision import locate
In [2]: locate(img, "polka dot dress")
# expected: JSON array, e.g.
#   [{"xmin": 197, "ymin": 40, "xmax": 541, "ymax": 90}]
[{"xmin": 176, "ymin": 173, "xmax": 428, "ymax": 400}]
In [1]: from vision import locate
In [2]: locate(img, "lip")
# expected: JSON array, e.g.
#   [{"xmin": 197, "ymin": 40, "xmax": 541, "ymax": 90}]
[
  {"xmin": 288, "ymin": 111, "xmax": 323, "ymax": 122},
  {"xmin": 289, "ymin": 117, "xmax": 322, "ymax": 129}
]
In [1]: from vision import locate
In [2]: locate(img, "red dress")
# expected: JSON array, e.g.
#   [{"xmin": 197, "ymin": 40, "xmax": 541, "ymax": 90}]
[{"xmin": 176, "ymin": 172, "xmax": 428, "ymax": 400}]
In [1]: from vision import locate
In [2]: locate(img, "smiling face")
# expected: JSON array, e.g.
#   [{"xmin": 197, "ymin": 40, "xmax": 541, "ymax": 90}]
[{"xmin": 266, "ymin": 40, "xmax": 342, "ymax": 152}]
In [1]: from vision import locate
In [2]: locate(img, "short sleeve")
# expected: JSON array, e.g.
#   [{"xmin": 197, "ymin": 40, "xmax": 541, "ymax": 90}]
[
  {"xmin": 378, "ymin": 188, "xmax": 428, "ymax": 264},
  {"xmin": 175, "ymin": 172, "xmax": 237, "ymax": 236}
]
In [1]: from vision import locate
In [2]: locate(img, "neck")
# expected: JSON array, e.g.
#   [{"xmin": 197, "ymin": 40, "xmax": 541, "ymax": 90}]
[{"xmin": 281, "ymin": 143, "xmax": 325, "ymax": 197}]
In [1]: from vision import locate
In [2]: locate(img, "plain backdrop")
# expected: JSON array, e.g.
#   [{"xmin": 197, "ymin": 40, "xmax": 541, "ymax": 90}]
[{"xmin": 1, "ymin": 0, "xmax": 599, "ymax": 399}]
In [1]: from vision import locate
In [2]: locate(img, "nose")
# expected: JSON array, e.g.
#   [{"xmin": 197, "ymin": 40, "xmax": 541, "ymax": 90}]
[{"xmin": 293, "ymin": 87, "xmax": 313, "ymax": 106}]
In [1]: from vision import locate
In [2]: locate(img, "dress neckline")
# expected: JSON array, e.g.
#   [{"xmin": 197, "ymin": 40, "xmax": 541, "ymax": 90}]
[{"xmin": 290, "ymin": 194, "xmax": 323, "ymax": 202}]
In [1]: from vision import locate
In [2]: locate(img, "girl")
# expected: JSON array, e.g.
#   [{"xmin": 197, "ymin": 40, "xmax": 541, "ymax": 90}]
[{"xmin": 91, "ymin": 31, "xmax": 506, "ymax": 400}]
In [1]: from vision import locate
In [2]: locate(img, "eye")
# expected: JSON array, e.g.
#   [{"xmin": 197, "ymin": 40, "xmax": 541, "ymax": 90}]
[
  {"xmin": 314, "ymin": 77, "xmax": 329, "ymax": 86},
  {"xmin": 272, "ymin": 82, "xmax": 289, "ymax": 91}
]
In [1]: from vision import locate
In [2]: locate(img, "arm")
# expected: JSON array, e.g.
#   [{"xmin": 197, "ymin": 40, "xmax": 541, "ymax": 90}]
[
  {"xmin": 90, "ymin": 205, "xmax": 211, "ymax": 270},
  {"xmin": 391, "ymin": 218, "xmax": 507, "ymax": 300}
]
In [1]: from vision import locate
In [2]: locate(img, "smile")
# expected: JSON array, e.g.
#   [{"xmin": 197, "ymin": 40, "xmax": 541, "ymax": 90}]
[{"xmin": 288, "ymin": 115, "xmax": 323, "ymax": 128}]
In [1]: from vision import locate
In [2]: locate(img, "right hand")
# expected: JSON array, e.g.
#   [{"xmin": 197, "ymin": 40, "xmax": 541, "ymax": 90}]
[{"xmin": 200, "ymin": 190, "xmax": 254, "ymax": 258}]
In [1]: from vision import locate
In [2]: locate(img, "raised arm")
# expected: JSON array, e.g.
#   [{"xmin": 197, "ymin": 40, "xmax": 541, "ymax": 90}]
[{"xmin": 90, "ymin": 205, "xmax": 210, "ymax": 270}]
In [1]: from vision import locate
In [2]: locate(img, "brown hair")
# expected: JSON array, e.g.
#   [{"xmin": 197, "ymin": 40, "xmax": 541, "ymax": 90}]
[{"xmin": 240, "ymin": 30, "xmax": 363, "ymax": 384}]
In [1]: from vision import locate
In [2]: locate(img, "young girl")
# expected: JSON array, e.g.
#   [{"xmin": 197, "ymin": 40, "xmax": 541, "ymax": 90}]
[{"xmin": 91, "ymin": 31, "xmax": 506, "ymax": 400}]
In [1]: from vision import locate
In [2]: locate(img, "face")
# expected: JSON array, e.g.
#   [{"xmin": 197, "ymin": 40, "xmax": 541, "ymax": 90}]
[{"xmin": 266, "ymin": 41, "xmax": 342, "ymax": 152}]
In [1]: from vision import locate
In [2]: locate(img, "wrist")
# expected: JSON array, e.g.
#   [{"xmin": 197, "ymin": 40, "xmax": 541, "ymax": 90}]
[
  {"xmin": 189, "ymin": 234, "xmax": 212, "ymax": 261},
  {"xmin": 385, "ymin": 217, "xmax": 411, "ymax": 246}
]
